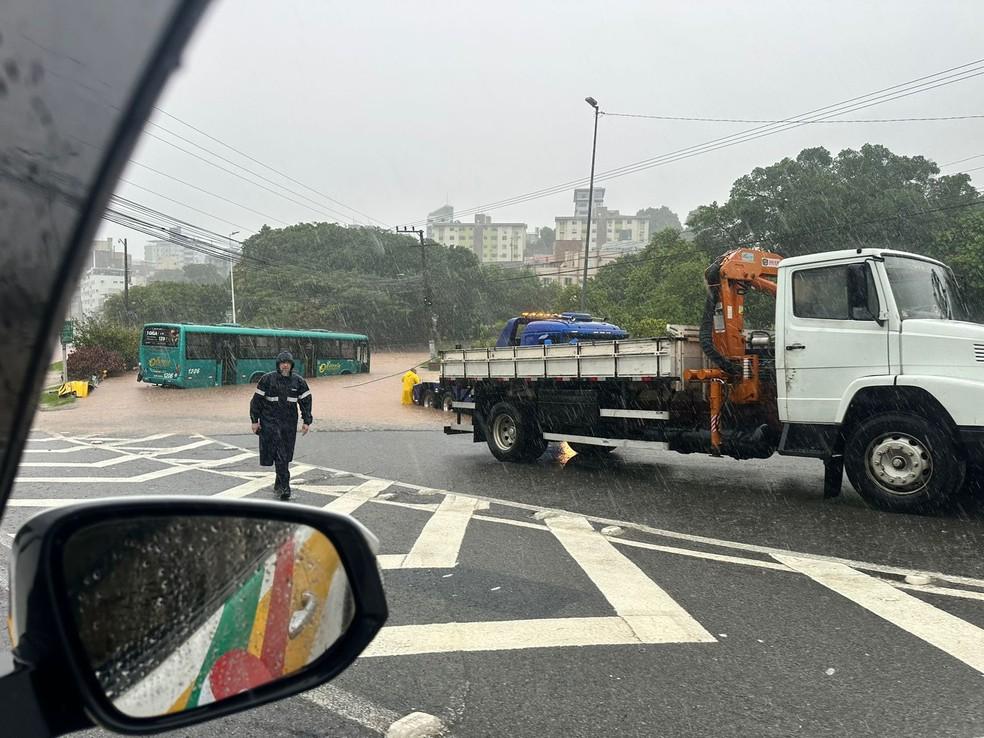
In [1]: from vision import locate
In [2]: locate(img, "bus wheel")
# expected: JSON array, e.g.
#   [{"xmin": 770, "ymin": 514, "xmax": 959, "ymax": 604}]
[
  {"xmin": 341, "ymin": 371, "xmax": 351, "ymax": 375},
  {"xmin": 486, "ymin": 401, "xmax": 546, "ymax": 463},
  {"xmin": 249, "ymin": 372, "xmax": 264, "ymax": 383}
]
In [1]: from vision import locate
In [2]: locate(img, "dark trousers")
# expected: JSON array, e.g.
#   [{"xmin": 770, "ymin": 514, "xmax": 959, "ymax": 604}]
[{"xmin": 275, "ymin": 458, "xmax": 290, "ymax": 490}]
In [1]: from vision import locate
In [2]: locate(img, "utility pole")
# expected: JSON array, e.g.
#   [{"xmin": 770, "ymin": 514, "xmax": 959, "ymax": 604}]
[
  {"xmin": 396, "ymin": 226, "xmax": 437, "ymax": 359},
  {"xmin": 581, "ymin": 96, "xmax": 600, "ymax": 313},
  {"xmin": 228, "ymin": 231, "xmax": 240, "ymax": 323},
  {"xmin": 117, "ymin": 238, "xmax": 130, "ymax": 324}
]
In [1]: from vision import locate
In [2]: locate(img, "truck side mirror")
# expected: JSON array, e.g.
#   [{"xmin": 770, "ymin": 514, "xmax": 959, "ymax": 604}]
[{"xmin": 847, "ymin": 263, "xmax": 881, "ymax": 323}]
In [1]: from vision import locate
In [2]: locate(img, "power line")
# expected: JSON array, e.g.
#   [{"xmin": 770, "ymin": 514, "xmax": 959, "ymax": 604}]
[
  {"xmin": 942, "ymin": 153, "xmax": 984, "ymax": 167},
  {"xmin": 406, "ymin": 57, "xmax": 984, "ymax": 226},
  {"xmin": 139, "ymin": 128, "xmax": 370, "ymax": 225},
  {"xmin": 150, "ymin": 109, "xmax": 391, "ymax": 228},
  {"xmin": 602, "ymin": 111, "xmax": 984, "ymax": 123},
  {"xmin": 118, "ymin": 179, "xmax": 255, "ymax": 234}
]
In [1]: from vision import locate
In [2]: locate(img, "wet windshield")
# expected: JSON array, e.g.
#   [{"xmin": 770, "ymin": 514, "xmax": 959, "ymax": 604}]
[
  {"xmin": 884, "ymin": 256, "xmax": 970, "ymax": 321},
  {"xmin": 4, "ymin": 2, "xmax": 984, "ymax": 738}
]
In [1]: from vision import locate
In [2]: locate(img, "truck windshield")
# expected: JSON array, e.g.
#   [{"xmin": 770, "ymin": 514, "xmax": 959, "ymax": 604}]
[{"xmin": 883, "ymin": 256, "xmax": 969, "ymax": 321}]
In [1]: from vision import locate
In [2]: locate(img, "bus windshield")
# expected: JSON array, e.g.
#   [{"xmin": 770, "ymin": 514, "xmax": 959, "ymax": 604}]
[{"xmin": 883, "ymin": 256, "xmax": 970, "ymax": 321}]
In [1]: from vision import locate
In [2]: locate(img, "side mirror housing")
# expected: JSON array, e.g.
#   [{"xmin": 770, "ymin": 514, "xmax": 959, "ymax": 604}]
[{"xmin": 4, "ymin": 497, "xmax": 386, "ymax": 736}]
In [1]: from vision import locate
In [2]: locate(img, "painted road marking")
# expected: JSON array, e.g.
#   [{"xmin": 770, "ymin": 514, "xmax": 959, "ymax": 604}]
[
  {"xmin": 6, "ymin": 499, "xmax": 86, "ymax": 507},
  {"xmin": 401, "ymin": 494, "xmax": 486, "ymax": 569},
  {"xmin": 546, "ymin": 514, "xmax": 716, "ymax": 644},
  {"xmin": 302, "ymin": 683, "xmax": 400, "ymax": 734},
  {"xmin": 363, "ymin": 616, "xmax": 715, "ymax": 657},
  {"xmin": 775, "ymin": 555, "xmax": 984, "ymax": 675},
  {"xmin": 323, "ymin": 479, "xmax": 392, "ymax": 515},
  {"xmin": 18, "ymin": 454, "xmax": 142, "ymax": 468},
  {"xmin": 13, "ymin": 465, "xmax": 189, "ymax": 484},
  {"xmin": 214, "ymin": 475, "xmax": 278, "ymax": 499}
]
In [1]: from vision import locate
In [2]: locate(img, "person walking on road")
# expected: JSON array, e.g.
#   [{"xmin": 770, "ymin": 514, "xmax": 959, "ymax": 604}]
[
  {"xmin": 250, "ymin": 351, "xmax": 313, "ymax": 500},
  {"xmin": 401, "ymin": 367, "xmax": 420, "ymax": 405}
]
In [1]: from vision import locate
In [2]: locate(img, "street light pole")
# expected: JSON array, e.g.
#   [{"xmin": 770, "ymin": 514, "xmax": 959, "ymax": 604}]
[
  {"xmin": 228, "ymin": 231, "xmax": 240, "ymax": 323},
  {"xmin": 580, "ymin": 96, "xmax": 600, "ymax": 314}
]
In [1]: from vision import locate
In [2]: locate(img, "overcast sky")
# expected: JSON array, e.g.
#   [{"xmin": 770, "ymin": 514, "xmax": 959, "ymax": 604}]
[{"xmin": 99, "ymin": 0, "xmax": 984, "ymax": 257}]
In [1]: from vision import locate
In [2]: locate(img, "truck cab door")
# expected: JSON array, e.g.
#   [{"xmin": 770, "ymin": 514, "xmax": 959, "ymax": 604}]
[{"xmin": 777, "ymin": 260, "xmax": 889, "ymax": 423}]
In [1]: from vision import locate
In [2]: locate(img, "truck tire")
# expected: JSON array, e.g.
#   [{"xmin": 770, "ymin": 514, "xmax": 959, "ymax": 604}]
[
  {"xmin": 422, "ymin": 390, "xmax": 436, "ymax": 408},
  {"xmin": 844, "ymin": 412, "xmax": 964, "ymax": 513},
  {"xmin": 441, "ymin": 394, "xmax": 454, "ymax": 412},
  {"xmin": 569, "ymin": 442, "xmax": 615, "ymax": 456},
  {"xmin": 486, "ymin": 401, "xmax": 546, "ymax": 462}
]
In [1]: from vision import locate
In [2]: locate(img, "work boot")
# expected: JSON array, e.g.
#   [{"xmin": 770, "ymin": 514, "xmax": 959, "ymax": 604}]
[{"xmin": 279, "ymin": 485, "xmax": 292, "ymax": 501}]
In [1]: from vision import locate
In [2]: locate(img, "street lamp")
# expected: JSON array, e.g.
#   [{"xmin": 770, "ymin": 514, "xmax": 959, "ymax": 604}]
[
  {"xmin": 228, "ymin": 231, "xmax": 240, "ymax": 323},
  {"xmin": 581, "ymin": 96, "xmax": 600, "ymax": 313}
]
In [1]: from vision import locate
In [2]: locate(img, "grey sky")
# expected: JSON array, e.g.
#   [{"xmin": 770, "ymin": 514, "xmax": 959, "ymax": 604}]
[{"xmin": 99, "ymin": 0, "xmax": 984, "ymax": 257}]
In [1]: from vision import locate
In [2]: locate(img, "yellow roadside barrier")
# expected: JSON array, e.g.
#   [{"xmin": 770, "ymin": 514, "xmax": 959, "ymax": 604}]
[{"xmin": 57, "ymin": 380, "xmax": 91, "ymax": 398}]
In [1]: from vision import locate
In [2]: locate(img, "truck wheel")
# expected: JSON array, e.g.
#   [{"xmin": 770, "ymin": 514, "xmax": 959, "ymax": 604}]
[
  {"xmin": 486, "ymin": 401, "xmax": 546, "ymax": 462},
  {"xmin": 569, "ymin": 442, "xmax": 615, "ymax": 456},
  {"xmin": 441, "ymin": 395, "xmax": 454, "ymax": 412},
  {"xmin": 422, "ymin": 390, "xmax": 436, "ymax": 408},
  {"xmin": 844, "ymin": 413, "xmax": 964, "ymax": 513}
]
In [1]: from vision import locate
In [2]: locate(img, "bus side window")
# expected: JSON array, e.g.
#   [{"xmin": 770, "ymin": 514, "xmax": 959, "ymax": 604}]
[
  {"xmin": 186, "ymin": 333, "xmax": 216, "ymax": 360},
  {"xmin": 239, "ymin": 336, "xmax": 257, "ymax": 359},
  {"xmin": 340, "ymin": 341, "xmax": 356, "ymax": 360}
]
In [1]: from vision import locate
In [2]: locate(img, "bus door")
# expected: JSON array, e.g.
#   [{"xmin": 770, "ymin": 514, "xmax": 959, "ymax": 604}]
[
  {"xmin": 219, "ymin": 337, "xmax": 238, "ymax": 385},
  {"xmin": 303, "ymin": 341, "xmax": 317, "ymax": 378}
]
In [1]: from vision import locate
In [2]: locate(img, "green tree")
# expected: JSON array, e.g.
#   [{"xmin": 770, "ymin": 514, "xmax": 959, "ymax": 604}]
[
  {"xmin": 73, "ymin": 317, "xmax": 141, "ymax": 368},
  {"xmin": 234, "ymin": 223, "xmax": 559, "ymax": 347},
  {"xmin": 686, "ymin": 144, "xmax": 978, "ymax": 259},
  {"xmin": 926, "ymin": 208, "xmax": 984, "ymax": 322},
  {"xmin": 182, "ymin": 263, "xmax": 226, "ymax": 285},
  {"xmin": 636, "ymin": 206, "xmax": 682, "ymax": 234},
  {"xmin": 102, "ymin": 282, "xmax": 230, "ymax": 327}
]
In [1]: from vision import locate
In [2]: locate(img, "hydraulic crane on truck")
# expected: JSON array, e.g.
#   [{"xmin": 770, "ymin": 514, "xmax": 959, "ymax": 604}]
[{"xmin": 684, "ymin": 248, "xmax": 784, "ymax": 454}]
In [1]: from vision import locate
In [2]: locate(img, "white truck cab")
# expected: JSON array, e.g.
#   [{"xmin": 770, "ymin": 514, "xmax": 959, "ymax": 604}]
[{"xmin": 776, "ymin": 248, "xmax": 984, "ymax": 509}]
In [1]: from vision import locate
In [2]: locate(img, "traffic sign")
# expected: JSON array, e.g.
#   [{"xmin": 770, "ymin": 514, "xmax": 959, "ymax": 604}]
[{"xmin": 60, "ymin": 319, "xmax": 74, "ymax": 345}]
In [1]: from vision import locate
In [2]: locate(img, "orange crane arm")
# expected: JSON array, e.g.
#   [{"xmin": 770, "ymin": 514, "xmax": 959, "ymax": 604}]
[{"xmin": 708, "ymin": 248, "xmax": 781, "ymax": 361}]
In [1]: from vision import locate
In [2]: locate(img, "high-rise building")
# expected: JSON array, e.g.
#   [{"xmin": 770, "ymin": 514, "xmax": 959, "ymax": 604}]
[
  {"xmin": 573, "ymin": 187, "xmax": 605, "ymax": 217},
  {"xmin": 429, "ymin": 213, "xmax": 527, "ymax": 264},
  {"xmin": 426, "ymin": 204, "xmax": 454, "ymax": 238}
]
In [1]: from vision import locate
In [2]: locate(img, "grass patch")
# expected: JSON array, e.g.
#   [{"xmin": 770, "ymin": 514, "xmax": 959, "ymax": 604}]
[
  {"xmin": 49, "ymin": 360, "xmax": 64, "ymax": 372},
  {"xmin": 39, "ymin": 389, "xmax": 76, "ymax": 409}
]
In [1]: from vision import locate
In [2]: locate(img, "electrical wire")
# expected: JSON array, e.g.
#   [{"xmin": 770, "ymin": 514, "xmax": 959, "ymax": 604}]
[
  {"xmin": 602, "ymin": 112, "xmax": 984, "ymax": 123},
  {"xmin": 404, "ymin": 58, "xmax": 984, "ymax": 226}
]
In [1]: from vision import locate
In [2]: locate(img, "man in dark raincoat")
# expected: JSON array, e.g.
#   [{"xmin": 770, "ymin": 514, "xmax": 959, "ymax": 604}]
[{"xmin": 250, "ymin": 351, "xmax": 313, "ymax": 499}]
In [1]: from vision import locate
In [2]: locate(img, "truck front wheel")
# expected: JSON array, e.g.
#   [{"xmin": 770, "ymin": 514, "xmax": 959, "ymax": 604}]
[
  {"xmin": 486, "ymin": 401, "xmax": 546, "ymax": 462},
  {"xmin": 844, "ymin": 412, "xmax": 964, "ymax": 513}
]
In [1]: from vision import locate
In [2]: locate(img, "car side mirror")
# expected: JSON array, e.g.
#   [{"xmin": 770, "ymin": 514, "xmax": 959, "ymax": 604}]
[
  {"xmin": 4, "ymin": 498, "xmax": 387, "ymax": 736},
  {"xmin": 847, "ymin": 263, "xmax": 881, "ymax": 324}
]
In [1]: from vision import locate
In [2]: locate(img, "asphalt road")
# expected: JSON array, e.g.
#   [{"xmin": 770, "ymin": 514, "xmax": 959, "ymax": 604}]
[{"xmin": 5, "ymin": 429, "xmax": 984, "ymax": 738}]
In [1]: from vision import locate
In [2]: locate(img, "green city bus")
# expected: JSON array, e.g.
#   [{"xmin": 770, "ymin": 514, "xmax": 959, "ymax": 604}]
[{"xmin": 138, "ymin": 323, "xmax": 370, "ymax": 388}]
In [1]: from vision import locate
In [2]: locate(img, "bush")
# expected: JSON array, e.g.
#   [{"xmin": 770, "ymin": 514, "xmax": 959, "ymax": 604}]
[
  {"xmin": 74, "ymin": 318, "xmax": 140, "ymax": 368},
  {"xmin": 67, "ymin": 346, "xmax": 127, "ymax": 380}
]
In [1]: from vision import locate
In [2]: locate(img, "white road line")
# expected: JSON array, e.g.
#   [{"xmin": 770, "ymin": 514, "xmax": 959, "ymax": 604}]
[
  {"xmin": 363, "ymin": 616, "xmax": 717, "ymax": 657},
  {"xmin": 18, "ymin": 454, "xmax": 142, "ymax": 468},
  {"xmin": 303, "ymin": 459, "xmax": 984, "ymax": 591},
  {"xmin": 187, "ymin": 451, "xmax": 256, "ymax": 468},
  {"xmin": 377, "ymin": 554, "xmax": 406, "ymax": 569},
  {"xmin": 323, "ymin": 480, "xmax": 392, "ymax": 515},
  {"xmin": 23, "ymin": 446, "xmax": 93, "ymax": 454},
  {"xmin": 775, "ymin": 555, "xmax": 984, "ymax": 675},
  {"xmin": 892, "ymin": 582, "xmax": 984, "ymax": 602},
  {"xmin": 214, "ymin": 475, "xmax": 277, "ymax": 499},
  {"xmin": 133, "ymin": 439, "xmax": 215, "ymax": 456},
  {"xmin": 302, "ymin": 683, "xmax": 400, "ymax": 735},
  {"xmin": 401, "ymin": 494, "xmax": 485, "ymax": 569},
  {"xmin": 103, "ymin": 433, "xmax": 174, "ymax": 446},
  {"xmin": 293, "ymin": 485, "xmax": 355, "ymax": 498},
  {"xmin": 13, "ymin": 466, "xmax": 189, "ymax": 484},
  {"xmin": 546, "ymin": 515, "xmax": 716, "ymax": 644}
]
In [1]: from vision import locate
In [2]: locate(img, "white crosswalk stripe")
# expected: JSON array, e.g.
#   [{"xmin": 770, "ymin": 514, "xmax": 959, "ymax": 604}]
[{"xmin": 7, "ymin": 431, "xmax": 984, "ymax": 674}]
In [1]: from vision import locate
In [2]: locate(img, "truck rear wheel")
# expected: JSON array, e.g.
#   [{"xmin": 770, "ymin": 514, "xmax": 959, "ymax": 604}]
[
  {"xmin": 486, "ymin": 401, "xmax": 546, "ymax": 462},
  {"xmin": 422, "ymin": 390, "xmax": 436, "ymax": 408},
  {"xmin": 844, "ymin": 412, "xmax": 964, "ymax": 513}
]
